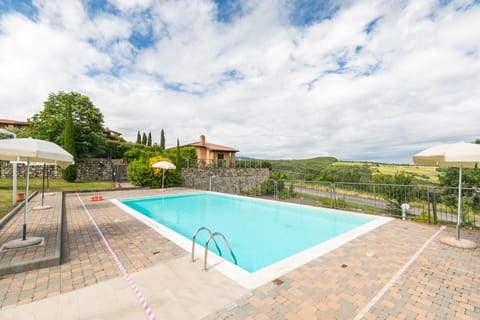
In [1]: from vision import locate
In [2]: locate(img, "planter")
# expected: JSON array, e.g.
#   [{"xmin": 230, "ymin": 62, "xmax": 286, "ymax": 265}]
[
  {"xmin": 16, "ymin": 192, "xmax": 25, "ymax": 202},
  {"xmin": 114, "ymin": 183, "xmax": 121, "ymax": 189}
]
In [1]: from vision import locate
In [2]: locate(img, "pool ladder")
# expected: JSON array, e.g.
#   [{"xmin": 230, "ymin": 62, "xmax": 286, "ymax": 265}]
[{"xmin": 191, "ymin": 227, "xmax": 238, "ymax": 271}]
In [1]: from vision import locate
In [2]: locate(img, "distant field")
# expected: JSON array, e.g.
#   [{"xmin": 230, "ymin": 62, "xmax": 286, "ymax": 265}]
[{"xmin": 333, "ymin": 161, "xmax": 440, "ymax": 183}]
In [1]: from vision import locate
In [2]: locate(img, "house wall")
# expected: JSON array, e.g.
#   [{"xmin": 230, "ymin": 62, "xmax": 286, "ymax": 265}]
[{"xmin": 194, "ymin": 148, "xmax": 237, "ymax": 161}]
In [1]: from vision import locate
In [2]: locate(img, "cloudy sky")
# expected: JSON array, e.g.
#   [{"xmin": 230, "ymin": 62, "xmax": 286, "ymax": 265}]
[{"xmin": 0, "ymin": 0, "xmax": 479, "ymax": 163}]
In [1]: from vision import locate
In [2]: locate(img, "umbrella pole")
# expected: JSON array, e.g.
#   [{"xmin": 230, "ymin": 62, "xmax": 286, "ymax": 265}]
[
  {"xmin": 12, "ymin": 162, "xmax": 17, "ymax": 205},
  {"xmin": 456, "ymin": 166, "xmax": 462, "ymax": 240},
  {"xmin": 23, "ymin": 160, "xmax": 30, "ymax": 241},
  {"xmin": 41, "ymin": 163, "xmax": 46, "ymax": 206},
  {"xmin": 162, "ymin": 170, "xmax": 165, "ymax": 189}
]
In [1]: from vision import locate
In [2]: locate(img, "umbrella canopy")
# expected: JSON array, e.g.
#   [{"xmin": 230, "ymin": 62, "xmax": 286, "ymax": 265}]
[
  {"xmin": 0, "ymin": 138, "xmax": 74, "ymax": 241},
  {"xmin": 413, "ymin": 142, "xmax": 480, "ymax": 169},
  {"xmin": 152, "ymin": 161, "xmax": 176, "ymax": 189},
  {"xmin": 0, "ymin": 138, "xmax": 74, "ymax": 168},
  {"xmin": 152, "ymin": 161, "xmax": 176, "ymax": 170},
  {"xmin": 413, "ymin": 142, "xmax": 480, "ymax": 241}
]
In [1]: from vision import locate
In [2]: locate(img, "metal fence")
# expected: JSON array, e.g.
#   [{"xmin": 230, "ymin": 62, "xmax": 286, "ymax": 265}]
[
  {"xmin": 188, "ymin": 176, "xmax": 480, "ymax": 228},
  {"xmin": 182, "ymin": 158, "xmax": 267, "ymax": 169}
]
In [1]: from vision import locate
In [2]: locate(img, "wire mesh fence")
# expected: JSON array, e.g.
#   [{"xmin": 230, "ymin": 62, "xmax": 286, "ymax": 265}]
[
  {"xmin": 186, "ymin": 176, "xmax": 480, "ymax": 228},
  {"xmin": 182, "ymin": 158, "xmax": 267, "ymax": 169}
]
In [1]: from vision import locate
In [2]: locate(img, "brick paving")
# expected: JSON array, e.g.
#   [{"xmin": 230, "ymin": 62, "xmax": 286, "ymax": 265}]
[
  {"xmin": 0, "ymin": 193, "xmax": 62, "ymax": 273},
  {"xmin": 0, "ymin": 189, "xmax": 187, "ymax": 308},
  {"xmin": 1, "ymin": 188, "xmax": 480, "ymax": 319},
  {"xmin": 205, "ymin": 222, "xmax": 480, "ymax": 320}
]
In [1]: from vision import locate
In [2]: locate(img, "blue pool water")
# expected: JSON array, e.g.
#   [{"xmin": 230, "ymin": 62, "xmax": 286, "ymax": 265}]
[{"xmin": 121, "ymin": 193, "xmax": 374, "ymax": 272}]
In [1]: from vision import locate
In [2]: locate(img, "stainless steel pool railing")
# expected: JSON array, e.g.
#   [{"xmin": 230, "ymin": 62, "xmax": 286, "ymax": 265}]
[
  {"xmin": 191, "ymin": 227, "xmax": 221, "ymax": 262},
  {"xmin": 204, "ymin": 232, "xmax": 237, "ymax": 271}
]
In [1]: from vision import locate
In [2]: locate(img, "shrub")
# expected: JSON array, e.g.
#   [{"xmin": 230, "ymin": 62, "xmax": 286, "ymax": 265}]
[
  {"xmin": 127, "ymin": 156, "xmax": 183, "ymax": 188},
  {"xmin": 127, "ymin": 160, "xmax": 156, "ymax": 187},
  {"xmin": 62, "ymin": 164, "xmax": 78, "ymax": 182}
]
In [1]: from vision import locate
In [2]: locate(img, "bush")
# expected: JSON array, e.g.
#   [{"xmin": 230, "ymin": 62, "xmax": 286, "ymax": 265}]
[
  {"xmin": 62, "ymin": 164, "xmax": 78, "ymax": 182},
  {"xmin": 127, "ymin": 157, "xmax": 184, "ymax": 188},
  {"xmin": 127, "ymin": 160, "xmax": 156, "ymax": 187}
]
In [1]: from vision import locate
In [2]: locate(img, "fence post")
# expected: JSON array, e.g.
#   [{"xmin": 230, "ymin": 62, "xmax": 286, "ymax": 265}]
[
  {"xmin": 274, "ymin": 180, "xmax": 278, "ymax": 200},
  {"xmin": 432, "ymin": 188, "xmax": 438, "ymax": 224},
  {"xmin": 427, "ymin": 188, "xmax": 431, "ymax": 224},
  {"xmin": 373, "ymin": 184, "xmax": 377, "ymax": 214},
  {"xmin": 330, "ymin": 183, "xmax": 337, "ymax": 208},
  {"xmin": 300, "ymin": 179, "xmax": 303, "ymax": 204}
]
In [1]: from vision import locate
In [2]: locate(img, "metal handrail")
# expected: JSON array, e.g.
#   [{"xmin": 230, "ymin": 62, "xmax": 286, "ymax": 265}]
[
  {"xmin": 191, "ymin": 227, "xmax": 221, "ymax": 262},
  {"xmin": 204, "ymin": 232, "xmax": 237, "ymax": 271}
]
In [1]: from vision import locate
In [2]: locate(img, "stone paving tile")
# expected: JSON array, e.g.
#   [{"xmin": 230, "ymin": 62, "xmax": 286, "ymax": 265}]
[
  {"xmin": 205, "ymin": 221, "xmax": 480, "ymax": 320},
  {"xmin": 0, "ymin": 193, "xmax": 62, "ymax": 268},
  {"xmin": 2, "ymin": 188, "xmax": 480, "ymax": 320},
  {"xmin": 0, "ymin": 189, "xmax": 189, "ymax": 308}
]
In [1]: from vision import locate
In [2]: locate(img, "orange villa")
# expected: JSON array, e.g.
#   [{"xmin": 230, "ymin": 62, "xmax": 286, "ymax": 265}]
[
  {"xmin": 0, "ymin": 119, "xmax": 28, "ymax": 130},
  {"xmin": 184, "ymin": 135, "xmax": 238, "ymax": 164}
]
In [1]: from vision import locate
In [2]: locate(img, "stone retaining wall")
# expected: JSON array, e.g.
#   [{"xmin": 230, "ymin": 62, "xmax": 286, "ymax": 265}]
[
  {"xmin": 0, "ymin": 158, "xmax": 127, "ymax": 181},
  {"xmin": 182, "ymin": 168, "xmax": 269, "ymax": 193}
]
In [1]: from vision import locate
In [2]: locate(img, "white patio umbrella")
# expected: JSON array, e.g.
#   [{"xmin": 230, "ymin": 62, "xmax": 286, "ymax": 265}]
[
  {"xmin": 0, "ymin": 138, "xmax": 74, "ymax": 242},
  {"xmin": 152, "ymin": 161, "xmax": 176, "ymax": 189},
  {"xmin": 0, "ymin": 129, "xmax": 17, "ymax": 205},
  {"xmin": 413, "ymin": 142, "xmax": 480, "ymax": 243}
]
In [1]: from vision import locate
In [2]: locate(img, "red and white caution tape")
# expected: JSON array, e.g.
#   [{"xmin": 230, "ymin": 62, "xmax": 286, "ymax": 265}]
[{"xmin": 77, "ymin": 193, "xmax": 156, "ymax": 320}]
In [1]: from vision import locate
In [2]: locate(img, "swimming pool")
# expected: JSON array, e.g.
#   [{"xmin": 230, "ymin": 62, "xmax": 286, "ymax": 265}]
[{"xmin": 117, "ymin": 192, "xmax": 390, "ymax": 284}]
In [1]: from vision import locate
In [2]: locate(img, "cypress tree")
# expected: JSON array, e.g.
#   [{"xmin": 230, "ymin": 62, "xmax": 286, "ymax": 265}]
[
  {"xmin": 147, "ymin": 132, "xmax": 152, "ymax": 147},
  {"xmin": 176, "ymin": 138, "xmax": 181, "ymax": 171},
  {"xmin": 62, "ymin": 104, "xmax": 77, "ymax": 182},
  {"xmin": 142, "ymin": 132, "xmax": 147, "ymax": 145},
  {"xmin": 136, "ymin": 131, "xmax": 141, "ymax": 144},
  {"xmin": 160, "ymin": 129, "xmax": 165, "ymax": 151}
]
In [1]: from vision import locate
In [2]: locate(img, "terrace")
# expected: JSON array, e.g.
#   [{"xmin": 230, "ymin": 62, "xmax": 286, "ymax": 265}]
[{"xmin": 0, "ymin": 187, "xmax": 479, "ymax": 319}]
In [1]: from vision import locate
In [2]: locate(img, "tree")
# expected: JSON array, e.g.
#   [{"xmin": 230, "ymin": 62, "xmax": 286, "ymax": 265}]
[
  {"xmin": 62, "ymin": 104, "xmax": 77, "ymax": 182},
  {"xmin": 176, "ymin": 138, "xmax": 181, "ymax": 171},
  {"xmin": 29, "ymin": 91, "xmax": 105, "ymax": 159},
  {"xmin": 439, "ymin": 139, "xmax": 480, "ymax": 189},
  {"xmin": 136, "ymin": 131, "xmax": 141, "ymax": 144},
  {"xmin": 439, "ymin": 139, "xmax": 480, "ymax": 220},
  {"xmin": 142, "ymin": 132, "xmax": 147, "ymax": 145},
  {"xmin": 63, "ymin": 105, "xmax": 76, "ymax": 158},
  {"xmin": 160, "ymin": 129, "xmax": 165, "ymax": 151},
  {"xmin": 147, "ymin": 132, "xmax": 152, "ymax": 147}
]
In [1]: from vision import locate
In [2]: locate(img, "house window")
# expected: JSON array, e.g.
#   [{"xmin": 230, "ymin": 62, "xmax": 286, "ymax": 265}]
[{"xmin": 217, "ymin": 154, "xmax": 224, "ymax": 160}]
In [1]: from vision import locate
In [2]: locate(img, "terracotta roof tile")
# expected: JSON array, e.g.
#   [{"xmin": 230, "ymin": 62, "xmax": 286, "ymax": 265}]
[{"xmin": 184, "ymin": 141, "xmax": 239, "ymax": 152}]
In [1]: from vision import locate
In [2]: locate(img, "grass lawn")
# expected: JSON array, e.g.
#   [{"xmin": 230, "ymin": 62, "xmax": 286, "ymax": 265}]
[{"xmin": 0, "ymin": 178, "xmax": 117, "ymax": 219}]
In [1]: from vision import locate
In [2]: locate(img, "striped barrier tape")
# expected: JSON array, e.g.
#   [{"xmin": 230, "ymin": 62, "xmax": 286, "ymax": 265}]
[{"xmin": 76, "ymin": 193, "xmax": 156, "ymax": 320}]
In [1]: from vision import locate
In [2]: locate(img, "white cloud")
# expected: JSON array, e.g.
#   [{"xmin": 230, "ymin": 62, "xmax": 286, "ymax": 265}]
[{"xmin": 0, "ymin": 0, "xmax": 479, "ymax": 163}]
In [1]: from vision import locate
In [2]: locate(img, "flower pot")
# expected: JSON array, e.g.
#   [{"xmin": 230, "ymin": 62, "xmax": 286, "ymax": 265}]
[
  {"xmin": 114, "ymin": 183, "xmax": 121, "ymax": 189},
  {"xmin": 16, "ymin": 192, "xmax": 25, "ymax": 202}
]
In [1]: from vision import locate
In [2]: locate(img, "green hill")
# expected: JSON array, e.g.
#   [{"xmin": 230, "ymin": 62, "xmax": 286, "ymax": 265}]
[
  {"xmin": 267, "ymin": 157, "xmax": 440, "ymax": 184},
  {"xmin": 268, "ymin": 157, "xmax": 337, "ymax": 174}
]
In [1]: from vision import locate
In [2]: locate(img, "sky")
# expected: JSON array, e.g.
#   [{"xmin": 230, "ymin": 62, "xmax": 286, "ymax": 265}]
[{"xmin": 0, "ymin": 0, "xmax": 479, "ymax": 163}]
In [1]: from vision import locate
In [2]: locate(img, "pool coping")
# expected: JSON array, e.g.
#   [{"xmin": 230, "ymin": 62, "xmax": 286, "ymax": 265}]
[{"xmin": 111, "ymin": 191, "xmax": 392, "ymax": 290}]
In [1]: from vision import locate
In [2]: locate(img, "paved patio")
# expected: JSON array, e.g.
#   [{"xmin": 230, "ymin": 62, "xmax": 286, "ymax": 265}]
[{"xmin": 0, "ymin": 188, "xmax": 479, "ymax": 319}]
